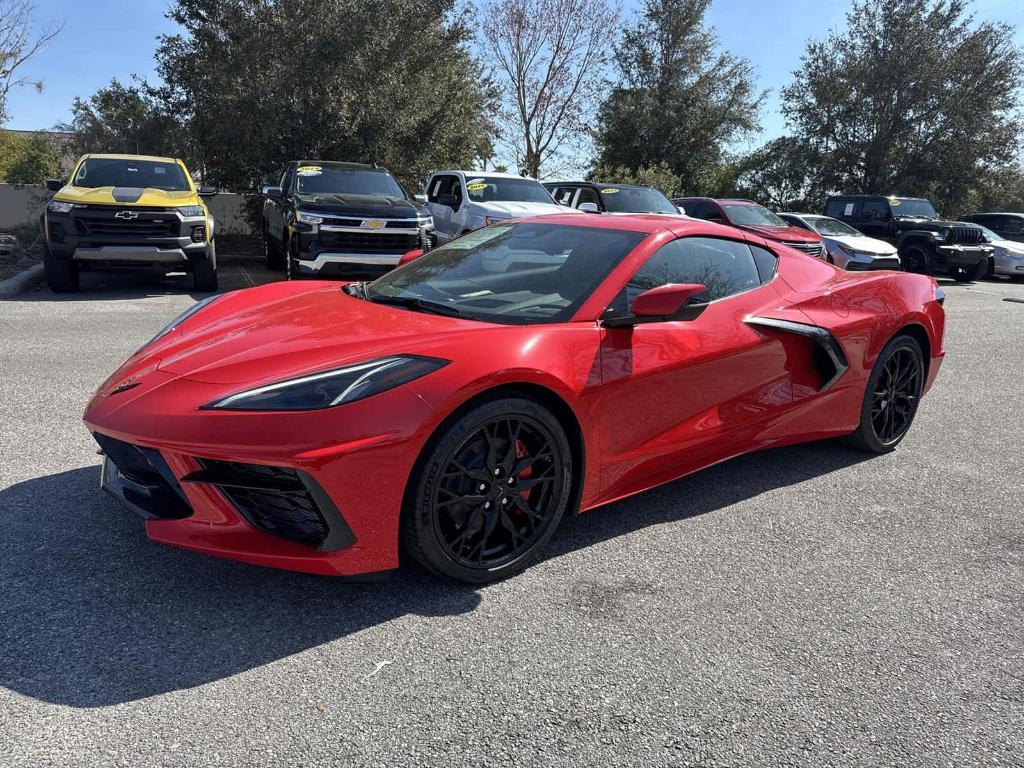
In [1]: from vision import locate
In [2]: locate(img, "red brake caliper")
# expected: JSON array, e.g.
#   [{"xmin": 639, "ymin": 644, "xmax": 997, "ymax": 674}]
[{"xmin": 514, "ymin": 438, "xmax": 532, "ymax": 501}]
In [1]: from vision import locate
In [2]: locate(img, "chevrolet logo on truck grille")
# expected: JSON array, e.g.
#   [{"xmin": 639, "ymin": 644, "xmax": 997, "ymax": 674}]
[
  {"xmin": 114, "ymin": 210, "xmax": 140, "ymax": 220},
  {"xmin": 362, "ymin": 219, "xmax": 386, "ymax": 229}
]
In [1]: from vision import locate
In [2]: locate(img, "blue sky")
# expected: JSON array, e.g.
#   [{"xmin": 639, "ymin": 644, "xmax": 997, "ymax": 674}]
[{"xmin": 5, "ymin": 0, "xmax": 1024, "ymax": 147}]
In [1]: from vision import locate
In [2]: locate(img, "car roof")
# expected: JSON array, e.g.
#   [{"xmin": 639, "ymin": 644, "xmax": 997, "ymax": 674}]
[
  {"xmin": 84, "ymin": 153, "xmax": 181, "ymax": 164},
  {"xmin": 434, "ymin": 170, "xmax": 538, "ymax": 180},
  {"xmin": 293, "ymin": 161, "xmax": 380, "ymax": 170},
  {"xmin": 827, "ymin": 194, "xmax": 927, "ymax": 201},
  {"xmin": 542, "ymin": 181, "xmax": 656, "ymax": 190},
  {"xmin": 674, "ymin": 197, "xmax": 759, "ymax": 205},
  {"xmin": 781, "ymin": 212, "xmax": 825, "ymax": 219},
  {"xmin": 967, "ymin": 211, "xmax": 1024, "ymax": 216}
]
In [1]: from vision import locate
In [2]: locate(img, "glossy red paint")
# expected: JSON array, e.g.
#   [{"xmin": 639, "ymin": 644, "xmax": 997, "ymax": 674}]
[
  {"xmin": 84, "ymin": 213, "xmax": 945, "ymax": 576},
  {"xmin": 630, "ymin": 283, "xmax": 708, "ymax": 317},
  {"xmin": 398, "ymin": 248, "xmax": 424, "ymax": 266}
]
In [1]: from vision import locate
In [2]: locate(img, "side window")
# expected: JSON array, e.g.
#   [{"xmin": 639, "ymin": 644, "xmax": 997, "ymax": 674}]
[
  {"xmin": 750, "ymin": 244, "xmax": 779, "ymax": 283},
  {"xmin": 861, "ymin": 200, "xmax": 888, "ymax": 220},
  {"xmin": 427, "ymin": 176, "xmax": 444, "ymax": 203},
  {"xmin": 280, "ymin": 166, "xmax": 294, "ymax": 193},
  {"xmin": 612, "ymin": 237, "xmax": 763, "ymax": 314},
  {"xmin": 552, "ymin": 186, "xmax": 576, "ymax": 206},
  {"xmin": 1002, "ymin": 217, "xmax": 1023, "ymax": 236},
  {"xmin": 826, "ymin": 199, "xmax": 855, "ymax": 219},
  {"xmin": 577, "ymin": 187, "xmax": 601, "ymax": 208},
  {"xmin": 686, "ymin": 202, "xmax": 711, "ymax": 220},
  {"xmin": 431, "ymin": 175, "xmax": 461, "ymax": 207}
]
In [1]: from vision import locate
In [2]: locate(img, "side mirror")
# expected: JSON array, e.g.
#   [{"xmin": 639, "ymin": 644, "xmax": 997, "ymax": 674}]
[
  {"xmin": 413, "ymin": 193, "xmax": 428, "ymax": 204},
  {"xmin": 632, "ymin": 283, "xmax": 708, "ymax": 317},
  {"xmin": 198, "ymin": 185, "xmax": 218, "ymax": 197},
  {"xmin": 578, "ymin": 202, "xmax": 600, "ymax": 213},
  {"xmin": 46, "ymin": 178, "xmax": 63, "ymax": 192},
  {"xmin": 398, "ymin": 248, "xmax": 425, "ymax": 266},
  {"xmin": 262, "ymin": 185, "xmax": 283, "ymax": 199},
  {"xmin": 676, "ymin": 205, "xmax": 687, "ymax": 215},
  {"xmin": 437, "ymin": 193, "xmax": 458, "ymax": 209}
]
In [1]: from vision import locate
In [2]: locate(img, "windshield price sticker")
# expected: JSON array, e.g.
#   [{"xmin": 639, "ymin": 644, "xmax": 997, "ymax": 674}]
[
  {"xmin": 844, "ymin": 203, "xmax": 855, "ymax": 216},
  {"xmin": 889, "ymin": 199, "xmax": 901, "ymax": 206},
  {"xmin": 446, "ymin": 226, "xmax": 513, "ymax": 249},
  {"xmin": 601, "ymin": 188, "xmax": 619, "ymax": 194},
  {"xmin": 297, "ymin": 166, "xmax": 322, "ymax": 176},
  {"xmin": 466, "ymin": 182, "xmax": 488, "ymax": 191}
]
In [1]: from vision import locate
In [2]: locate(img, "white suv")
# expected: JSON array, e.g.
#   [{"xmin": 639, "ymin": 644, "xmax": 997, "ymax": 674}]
[{"xmin": 424, "ymin": 171, "xmax": 571, "ymax": 244}]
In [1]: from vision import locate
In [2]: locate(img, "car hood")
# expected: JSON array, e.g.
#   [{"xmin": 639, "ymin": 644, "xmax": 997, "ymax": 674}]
[
  {"xmin": 147, "ymin": 283, "xmax": 485, "ymax": 385},
  {"xmin": 991, "ymin": 238, "xmax": 1024, "ymax": 254},
  {"xmin": 55, "ymin": 185, "xmax": 199, "ymax": 207},
  {"xmin": 824, "ymin": 234, "xmax": 897, "ymax": 254},
  {"xmin": 736, "ymin": 224, "xmax": 822, "ymax": 243},
  {"xmin": 293, "ymin": 193, "xmax": 420, "ymax": 218},
  {"xmin": 470, "ymin": 201, "xmax": 568, "ymax": 217}
]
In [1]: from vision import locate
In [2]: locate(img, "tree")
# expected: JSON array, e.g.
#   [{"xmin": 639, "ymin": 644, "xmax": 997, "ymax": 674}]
[
  {"xmin": 154, "ymin": 0, "xmax": 496, "ymax": 194},
  {"xmin": 481, "ymin": 0, "xmax": 618, "ymax": 178},
  {"xmin": 0, "ymin": 0, "xmax": 62, "ymax": 123},
  {"xmin": 59, "ymin": 78, "xmax": 186, "ymax": 160},
  {"xmin": 732, "ymin": 137, "xmax": 823, "ymax": 211},
  {"xmin": 592, "ymin": 0, "xmax": 763, "ymax": 194},
  {"xmin": 589, "ymin": 161, "xmax": 682, "ymax": 197},
  {"xmin": 0, "ymin": 129, "xmax": 58, "ymax": 183},
  {"xmin": 781, "ymin": 0, "xmax": 1024, "ymax": 215}
]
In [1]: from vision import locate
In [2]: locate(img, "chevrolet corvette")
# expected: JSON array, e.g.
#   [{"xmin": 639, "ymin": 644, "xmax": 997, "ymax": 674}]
[{"xmin": 84, "ymin": 214, "xmax": 945, "ymax": 583}]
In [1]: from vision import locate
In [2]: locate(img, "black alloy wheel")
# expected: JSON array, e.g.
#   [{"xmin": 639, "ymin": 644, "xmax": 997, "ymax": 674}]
[
  {"xmin": 900, "ymin": 245, "xmax": 933, "ymax": 275},
  {"xmin": 403, "ymin": 397, "xmax": 573, "ymax": 583},
  {"xmin": 844, "ymin": 334, "xmax": 925, "ymax": 453}
]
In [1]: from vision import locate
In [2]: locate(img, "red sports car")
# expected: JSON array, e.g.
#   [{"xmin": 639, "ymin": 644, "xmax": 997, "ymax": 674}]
[{"xmin": 85, "ymin": 214, "xmax": 945, "ymax": 583}]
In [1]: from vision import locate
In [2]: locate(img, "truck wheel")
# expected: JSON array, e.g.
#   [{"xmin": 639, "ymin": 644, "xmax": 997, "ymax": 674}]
[
  {"xmin": 948, "ymin": 259, "xmax": 988, "ymax": 283},
  {"xmin": 263, "ymin": 225, "xmax": 284, "ymax": 270},
  {"xmin": 285, "ymin": 240, "xmax": 303, "ymax": 280},
  {"xmin": 899, "ymin": 244, "xmax": 934, "ymax": 275},
  {"xmin": 44, "ymin": 249, "xmax": 79, "ymax": 293},
  {"xmin": 192, "ymin": 242, "xmax": 218, "ymax": 292}
]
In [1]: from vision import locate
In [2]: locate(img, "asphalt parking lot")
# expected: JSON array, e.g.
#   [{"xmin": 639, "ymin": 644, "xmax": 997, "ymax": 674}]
[{"xmin": 1, "ymin": 266, "xmax": 1022, "ymax": 767}]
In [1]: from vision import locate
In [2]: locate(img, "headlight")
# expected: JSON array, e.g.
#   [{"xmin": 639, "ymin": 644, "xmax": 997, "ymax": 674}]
[
  {"xmin": 836, "ymin": 242, "xmax": 857, "ymax": 256},
  {"xmin": 417, "ymin": 214, "xmax": 434, "ymax": 229},
  {"xmin": 295, "ymin": 210, "xmax": 324, "ymax": 225},
  {"xmin": 178, "ymin": 205, "xmax": 205, "ymax": 217},
  {"xmin": 139, "ymin": 295, "xmax": 221, "ymax": 352},
  {"xmin": 201, "ymin": 355, "xmax": 450, "ymax": 411},
  {"xmin": 47, "ymin": 200, "xmax": 78, "ymax": 214},
  {"xmin": 484, "ymin": 216, "xmax": 503, "ymax": 226}
]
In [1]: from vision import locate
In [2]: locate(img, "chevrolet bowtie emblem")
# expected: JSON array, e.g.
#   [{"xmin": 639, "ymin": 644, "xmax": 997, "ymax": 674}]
[
  {"xmin": 362, "ymin": 219, "xmax": 386, "ymax": 229},
  {"xmin": 114, "ymin": 210, "xmax": 140, "ymax": 220}
]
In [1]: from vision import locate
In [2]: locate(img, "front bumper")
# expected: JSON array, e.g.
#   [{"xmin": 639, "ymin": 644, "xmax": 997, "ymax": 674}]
[
  {"xmin": 935, "ymin": 244, "xmax": 992, "ymax": 269},
  {"xmin": 46, "ymin": 205, "xmax": 210, "ymax": 268},
  {"xmin": 834, "ymin": 251, "xmax": 901, "ymax": 271},
  {"xmin": 293, "ymin": 219, "xmax": 431, "ymax": 277},
  {"xmin": 993, "ymin": 248, "xmax": 1024, "ymax": 276}
]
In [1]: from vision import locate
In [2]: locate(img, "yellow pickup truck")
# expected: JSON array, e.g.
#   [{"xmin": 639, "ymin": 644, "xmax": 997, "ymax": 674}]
[{"xmin": 43, "ymin": 154, "xmax": 218, "ymax": 292}]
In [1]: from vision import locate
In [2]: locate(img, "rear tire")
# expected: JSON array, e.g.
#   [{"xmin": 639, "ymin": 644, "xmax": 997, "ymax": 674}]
[
  {"xmin": 285, "ymin": 238, "xmax": 301, "ymax": 280},
  {"xmin": 191, "ymin": 242, "xmax": 218, "ymax": 292},
  {"xmin": 401, "ymin": 396, "xmax": 574, "ymax": 583},
  {"xmin": 842, "ymin": 334, "xmax": 925, "ymax": 454},
  {"xmin": 44, "ymin": 249, "xmax": 78, "ymax": 293},
  {"xmin": 899, "ymin": 244, "xmax": 934, "ymax": 276}
]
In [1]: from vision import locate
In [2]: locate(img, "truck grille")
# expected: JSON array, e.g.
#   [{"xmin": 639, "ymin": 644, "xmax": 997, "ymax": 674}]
[
  {"xmin": 945, "ymin": 226, "xmax": 983, "ymax": 245},
  {"xmin": 319, "ymin": 231, "xmax": 419, "ymax": 254},
  {"xmin": 75, "ymin": 209, "xmax": 179, "ymax": 237},
  {"xmin": 783, "ymin": 241, "xmax": 825, "ymax": 258}
]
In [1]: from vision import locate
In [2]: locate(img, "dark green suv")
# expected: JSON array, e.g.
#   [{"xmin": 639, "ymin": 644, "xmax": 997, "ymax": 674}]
[{"xmin": 823, "ymin": 195, "xmax": 992, "ymax": 281}]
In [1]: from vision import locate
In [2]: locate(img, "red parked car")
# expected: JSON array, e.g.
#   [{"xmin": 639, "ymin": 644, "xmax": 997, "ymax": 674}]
[
  {"xmin": 85, "ymin": 214, "xmax": 944, "ymax": 583},
  {"xmin": 674, "ymin": 197, "xmax": 826, "ymax": 259}
]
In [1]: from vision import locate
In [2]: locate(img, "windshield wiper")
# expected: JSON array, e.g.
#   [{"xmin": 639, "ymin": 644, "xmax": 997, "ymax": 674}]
[{"xmin": 368, "ymin": 294, "xmax": 465, "ymax": 317}]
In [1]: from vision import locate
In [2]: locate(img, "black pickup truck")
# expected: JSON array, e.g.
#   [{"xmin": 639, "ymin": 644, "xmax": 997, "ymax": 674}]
[
  {"xmin": 824, "ymin": 195, "xmax": 992, "ymax": 281},
  {"xmin": 262, "ymin": 161, "xmax": 434, "ymax": 279}
]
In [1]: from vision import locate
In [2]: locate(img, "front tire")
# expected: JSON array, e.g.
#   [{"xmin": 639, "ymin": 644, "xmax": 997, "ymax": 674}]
[
  {"xmin": 264, "ymin": 225, "xmax": 285, "ymax": 270},
  {"xmin": 843, "ymin": 334, "xmax": 925, "ymax": 453},
  {"xmin": 899, "ymin": 244, "xmax": 934, "ymax": 275},
  {"xmin": 402, "ymin": 396, "xmax": 574, "ymax": 583},
  {"xmin": 44, "ymin": 249, "xmax": 79, "ymax": 293},
  {"xmin": 191, "ymin": 242, "xmax": 218, "ymax": 292}
]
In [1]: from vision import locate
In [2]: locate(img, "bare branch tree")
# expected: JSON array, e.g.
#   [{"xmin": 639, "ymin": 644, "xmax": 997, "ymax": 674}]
[
  {"xmin": 0, "ymin": 0, "xmax": 63, "ymax": 123},
  {"xmin": 482, "ymin": 0, "xmax": 618, "ymax": 179}
]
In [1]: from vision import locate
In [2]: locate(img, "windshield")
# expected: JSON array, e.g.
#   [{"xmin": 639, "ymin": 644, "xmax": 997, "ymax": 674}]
[
  {"xmin": 600, "ymin": 186, "xmax": 677, "ymax": 214},
  {"xmin": 806, "ymin": 216, "xmax": 861, "ymax": 237},
  {"xmin": 295, "ymin": 165, "xmax": 406, "ymax": 197},
  {"xmin": 72, "ymin": 158, "xmax": 191, "ymax": 191},
  {"xmin": 364, "ymin": 222, "xmax": 646, "ymax": 324},
  {"xmin": 890, "ymin": 198, "xmax": 939, "ymax": 219},
  {"xmin": 464, "ymin": 176, "xmax": 554, "ymax": 204},
  {"xmin": 721, "ymin": 203, "xmax": 788, "ymax": 227}
]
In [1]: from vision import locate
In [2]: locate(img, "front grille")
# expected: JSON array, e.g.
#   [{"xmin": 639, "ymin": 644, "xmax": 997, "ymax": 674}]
[
  {"xmin": 192, "ymin": 459, "xmax": 332, "ymax": 548},
  {"xmin": 783, "ymin": 241, "xmax": 825, "ymax": 258},
  {"xmin": 319, "ymin": 231, "xmax": 419, "ymax": 253},
  {"xmin": 93, "ymin": 433, "xmax": 192, "ymax": 519},
  {"xmin": 945, "ymin": 226, "xmax": 983, "ymax": 245},
  {"xmin": 76, "ymin": 217, "xmax": 178, "ymax": 237}
]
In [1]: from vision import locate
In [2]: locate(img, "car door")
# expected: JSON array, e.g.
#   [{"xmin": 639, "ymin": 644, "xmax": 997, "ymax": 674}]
[
  {"xmin": 272, "ymin": 164, "xmax": 294, "ymax": 246},
  {"xmin": 264, "ymin": 164, "xmax": 290, "ymax": 246},
  {"xmin": 857, "ymin": 199, "xmax": 890, "ymax": 240},
  {"xmin": 427, "ymin": 174, "xmax": 459, "ymax": 243},
  {"xmin": 597, "ymin": 236, "xmax": 798, "ymax": 498}
]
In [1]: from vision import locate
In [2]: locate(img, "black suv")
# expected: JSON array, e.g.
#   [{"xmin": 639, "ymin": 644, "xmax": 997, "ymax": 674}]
[
  {"xmin": 823, "ymin": 195, "xmax": 992, "ymax": 281},
  {"xmin": 262, "ymin": 161, "xmax": 433, "ymax": 279}
]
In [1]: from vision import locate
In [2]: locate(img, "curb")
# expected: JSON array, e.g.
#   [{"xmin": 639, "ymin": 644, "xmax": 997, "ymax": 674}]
[{"xmin": 0, "ymin": 263, "xmax": 45, "ymax": 299}]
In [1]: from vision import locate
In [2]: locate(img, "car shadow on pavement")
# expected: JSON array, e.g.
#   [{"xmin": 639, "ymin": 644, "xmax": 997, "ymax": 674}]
[{"xmin": 0, "ymin": 441, "xmax": 870, "ymax": 708}]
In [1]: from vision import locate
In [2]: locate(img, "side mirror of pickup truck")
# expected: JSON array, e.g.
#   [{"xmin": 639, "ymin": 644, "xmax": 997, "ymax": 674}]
[
  {"xmin": 198, "ymin": 185, "xmax": 218, "ymax": 197},
  {"xmin": 578, "ymin": 202, "xmax": 600, "ymax": 213},
  {"xmin": 261, "ymin": 186, "xmax": 283, "ymax": 199},
  {"xmin": 413, "ymin": 193, "xmax": 428, "ymax": 204},
  {"xmin": 46, "ymin": 178, "xmax": 63, "ymax": 192}
]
